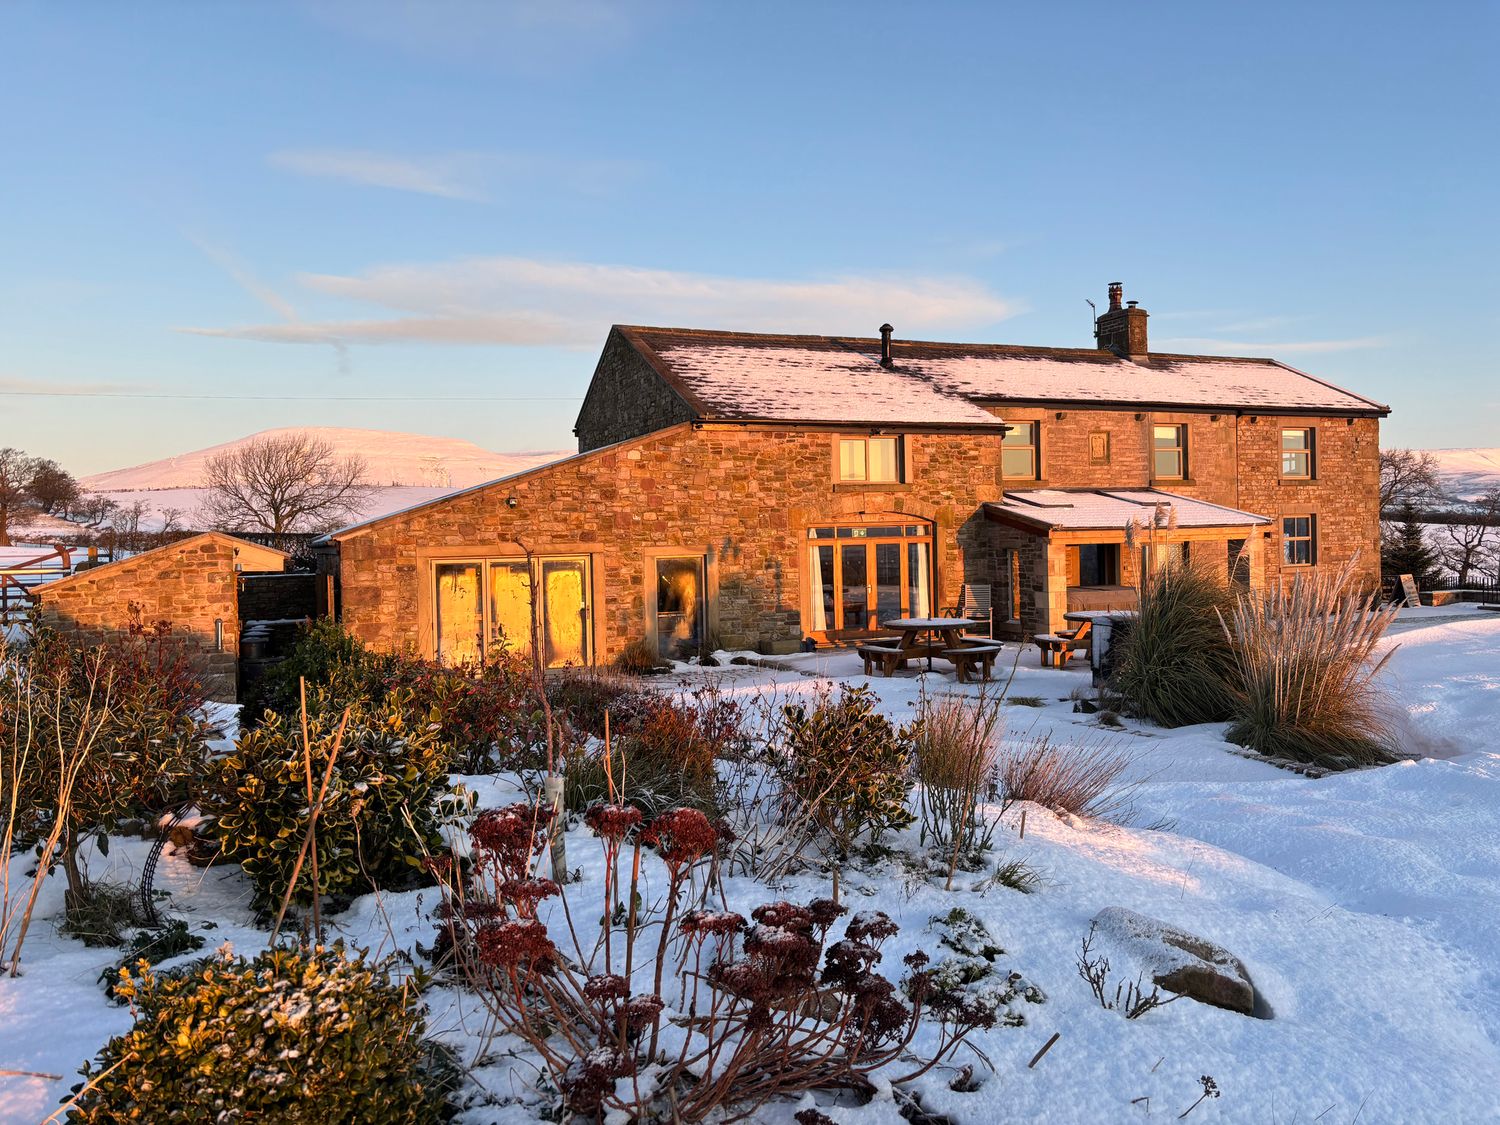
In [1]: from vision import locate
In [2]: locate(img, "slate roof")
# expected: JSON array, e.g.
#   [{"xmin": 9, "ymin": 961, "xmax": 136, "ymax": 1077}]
[
  {"xmin": 617, "ymin": 326, "xmax": 1389, "ymax": 425},
  {"xmin": 984, "ymin": 488, "xmax": 1272, "ymax": 533}
]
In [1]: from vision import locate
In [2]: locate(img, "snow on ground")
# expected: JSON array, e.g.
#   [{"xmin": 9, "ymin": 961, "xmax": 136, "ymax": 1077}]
[{"xmin": 3, "ymin": 608, "xmax": 1499, "ymax": 1123}]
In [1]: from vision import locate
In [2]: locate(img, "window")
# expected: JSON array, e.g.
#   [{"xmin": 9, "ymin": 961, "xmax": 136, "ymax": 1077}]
[
  {"xmin": 838, "ymin": 435, "xmax": 901, "ymax": 482},
  {"xmin": 1227, "ymin": 539, "xmax": 1250, "ymax": 588},
  {"xmin": 1153, "ymin": 424, "xmax": 1187, "ymax": 479},
  {"xmin": 433, "ymin": 555, "xmax": 591, "ymax": 667},
  {"xmin": 1067, "ymin": 544, "xmax": 1121, "ymax": 587},
  {"xmin": 655, "ymin": 556, "xmax": 705, "ymax": 659},
  {"xmin": 1283, "ymin": 515, "xmax": 1316, "ymax": 566},
  {"xmin": 1281, "ymin": 428, "xmax": 1314, "ymax": 479},
  {"xmin": 1002, "ymin": 422, "xmax": 1039, "ymax": 480}
]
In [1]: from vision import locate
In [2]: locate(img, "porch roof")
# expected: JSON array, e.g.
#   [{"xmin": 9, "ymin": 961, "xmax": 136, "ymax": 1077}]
[{"xmin": 984, "ymin": 488, "xmax": 1271, "ymax": 533}]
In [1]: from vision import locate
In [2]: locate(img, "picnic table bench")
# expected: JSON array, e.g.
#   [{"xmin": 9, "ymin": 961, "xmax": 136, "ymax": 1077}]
[
  {"xmin": 942, "ymin": 643, "xmax": 1006, "ymax": 683},
  {"xmin": 1034, "ymin": 618, "xmax": 1093, "ymax": 668}
]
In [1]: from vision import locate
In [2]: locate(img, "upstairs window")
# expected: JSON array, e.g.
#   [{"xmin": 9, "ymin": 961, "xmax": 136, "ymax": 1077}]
[
  {"xmin": 1283, "ymin": 515, "xmax": 1316, "ymax": 566},
  {"xmin": 838, "ymin": 436, "xmax": 901, "ymax": 482},
  {"xmin": 1281, "ymin": 427, "xmax": 1315, "ymax": 479},
  {"xmin": 1002, "ymin": 422, "xmax": 1039, "ymax": 480},
  {"xmin": 1153, "ymin": 424, "xmax": 1187, "ymax": 480}
]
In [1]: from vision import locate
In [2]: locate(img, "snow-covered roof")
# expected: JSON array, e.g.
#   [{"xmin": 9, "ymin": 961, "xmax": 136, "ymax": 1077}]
[
  {"xmin": 621, "ymin": 327, "xmax": 1389, "ymax": 423},
  {"xmin": 985, "ymin": 488, "xmax": 1271, "ymax": 532}
]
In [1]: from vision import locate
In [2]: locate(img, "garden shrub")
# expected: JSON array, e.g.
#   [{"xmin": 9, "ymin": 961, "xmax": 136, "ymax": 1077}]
[
  {"xmin": 912, "ymin": 690, "xmax": 1004, "ymax": 862},
  {"xmin": 205, "ymin": 691, "xmax": 461, "ymax": 913},
  {"xmin": 1111, "ymin": 561, "xmax": 1238, "ymax": 727},
  {"xmin": 778, "ymin": 684, "xmax": 917, "ymax": 858},
  {"xmin": 433, "ymin": 800, "xmax": 994, "ymax": 1122},
  {"xmin": 1223, "ymin": 561, "xmax": 1400, "ymax": 769},
  {"xmin": 615, "ymin": 636, "xmax": 666, "ymax": 675},
  {"xmin": 247, "ymin": 620, "xmax": 549, "ymax": 772},
  {"xmin": 1, "ymin": 613, "xmax": 211, "ymax": 930},
  {"xmin": 70, "ymin": 942, "xmax": 448, "ymax": 1124},
  {"xmin": 99, "ymin": 919, "xmax": 206, "ymax": 1002}
]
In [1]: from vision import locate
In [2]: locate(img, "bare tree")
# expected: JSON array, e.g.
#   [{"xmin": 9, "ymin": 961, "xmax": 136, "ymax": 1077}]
[
  {"xmin": 1437, "ymin": 487, "xmax": 1500, "ymax": 587},
  {"xmin": 0, "ymin": 448, "xmax": 37, "ymax": 547},
  {"xmin": 1379, "ymin": 448, "xmax": 1444, "ymax": 513},
  {"xmin": 200, "ymin": 433, "xmax": 375, "ymax": 535}
]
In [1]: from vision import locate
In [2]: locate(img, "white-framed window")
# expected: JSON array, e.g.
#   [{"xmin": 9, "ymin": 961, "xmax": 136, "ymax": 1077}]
[
  {"xmin": 1002, "ymin": 422, "xmax": 1039, "ymax": 480},
  {"xmin": 838, "ymin": 435, "xmax": 902, "ymax": 482},
  {"xmin": 1153, "ymin": 424, "xmax": 1188, "ymax": 480},
  {"xmin": 1281, "ymin": 427, "xmax": 1315, "ymax": 479}
]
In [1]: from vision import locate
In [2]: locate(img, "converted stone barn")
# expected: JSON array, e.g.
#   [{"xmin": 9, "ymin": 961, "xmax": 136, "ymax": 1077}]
[{"xmin": 323, "ymin": 284, "xmax": 1388, "ymax": 666}]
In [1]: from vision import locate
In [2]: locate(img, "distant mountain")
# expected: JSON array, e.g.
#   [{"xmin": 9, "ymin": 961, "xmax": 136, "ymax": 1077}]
[
  {"xmin": 81, "ymin": 426, "xmax": 570, "ymax": 492},
  {"xmin": 1426, "ymin": 448, "xmax": 1500, "ymax": 503}
]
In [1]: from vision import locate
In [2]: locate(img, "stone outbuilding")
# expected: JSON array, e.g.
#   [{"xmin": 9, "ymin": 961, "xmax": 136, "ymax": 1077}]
[{"xmin": 34, "ymin": 532, "xmax": 288, "ymax": 700}]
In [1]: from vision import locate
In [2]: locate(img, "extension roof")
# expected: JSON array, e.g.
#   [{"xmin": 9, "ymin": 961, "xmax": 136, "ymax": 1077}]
[
  {"xmin": 984, "ymin": 488, "xmax": 1272, "ymax": 533},
  {"xmin": 613, "ymin": 326, "xmax": 1390, "ymax": 425}
]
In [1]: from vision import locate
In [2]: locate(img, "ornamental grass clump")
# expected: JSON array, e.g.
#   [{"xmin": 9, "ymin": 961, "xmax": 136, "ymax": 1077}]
[
  {"xmin": 68, "ymin": 941, "xmax": 448, "ymax": 1124},
  {"xmin": 1111, "ymin": 561, "xmax": 1239, "ymax": 727},
  {"xmin": 997, "ymin": 733, "xmax": 1137, "ymax": 823},
  {"xmin": 912, "ymin": 689, "xmax": 1004, "ymax": 865},
  {"xmin": 431, "ymin": 796, "xmax": 997, "ymax": 1123},
  {"xmin": 1222, "ymin": 561, "xmax": 1400, "ymax": 769},
  {"xmin": 206, "ymin": 689, "xmax": 460, "ymax": 914}
]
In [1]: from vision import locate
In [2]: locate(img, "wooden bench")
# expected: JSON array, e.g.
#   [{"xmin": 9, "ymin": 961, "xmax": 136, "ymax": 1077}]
[
  {"xmin": 1034, "ymin": 619, "xmax": 1092, "ymax": 668},
  {"xmin": 942, "ymin": 644, "xmax": 1005, "ymax": 683},
  {"xmin": 858, "ymin": 643, "xmax": 908, "ymax": 677}
]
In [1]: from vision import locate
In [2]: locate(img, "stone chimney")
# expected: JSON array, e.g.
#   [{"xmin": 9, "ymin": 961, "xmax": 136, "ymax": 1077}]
[{"xmin": 1094, "ymin": 281, "xmax": 1149, "ymax": 359}]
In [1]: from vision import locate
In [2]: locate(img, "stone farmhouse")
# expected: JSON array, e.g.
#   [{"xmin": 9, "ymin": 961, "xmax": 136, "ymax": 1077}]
[{"xmin": 321, "ymin": 283, "xmax": 1389, "ymax": 668}]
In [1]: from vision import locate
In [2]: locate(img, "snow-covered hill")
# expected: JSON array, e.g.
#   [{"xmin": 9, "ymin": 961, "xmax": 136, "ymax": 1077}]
[
  {"xmin": 81, "ymin": 427, "xmax": 569, "ymax": 492},
  {"xmin": 1427, "ymin": 447, "xmax": 1500, "ymax": 502}
]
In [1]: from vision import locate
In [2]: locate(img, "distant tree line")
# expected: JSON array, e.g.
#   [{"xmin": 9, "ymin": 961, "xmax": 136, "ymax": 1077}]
[{"xmin": 1380, "ymin": 448, "xmax": 1500, "ymax": 590}]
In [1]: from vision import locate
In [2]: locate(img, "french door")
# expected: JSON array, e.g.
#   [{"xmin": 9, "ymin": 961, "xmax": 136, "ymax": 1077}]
[
  {"xmin": 433, "ymin": 555, "xmax": 591, "ymax": 668},
  {"xmin": 807, "ymin": 523, "xmax": 932, "ymax": 637}
]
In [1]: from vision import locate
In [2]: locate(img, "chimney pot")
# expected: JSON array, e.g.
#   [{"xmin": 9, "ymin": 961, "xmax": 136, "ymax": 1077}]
[
  {"xmin": 1107, "ymin": 282, "xmax": 1123, "ymax": 311},
  {"xmin": 879, "ymin": 323, "xmax": 894, "ymax": 368}
]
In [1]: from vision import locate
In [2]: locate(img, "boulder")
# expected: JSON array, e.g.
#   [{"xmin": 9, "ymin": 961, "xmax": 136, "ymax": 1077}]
[{"xmin": 1091, "ymin": 906, "xmax": 1258, "ymax": 1016}]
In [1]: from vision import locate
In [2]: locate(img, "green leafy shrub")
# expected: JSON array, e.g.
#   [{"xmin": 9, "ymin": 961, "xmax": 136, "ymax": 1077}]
[
  {"xmin": 205, "ymin": 692, "xmax": 461, "ymax": 913},
  {"xmin": 99, "ymin": 919, "xmax": 206, "ymax": 1002},
  {"xmin": 778, "ymin": 684, "xmax": 916, "ymax": 857},
  {"xmin": 1224, "ymin": 561, "xmax": 1400, "ymax": 769},
  {"xmin": 69, "ymin": 942, "xmax": 448, "ymax": 1124},
  {"xmin": 1111, "ymin": 562, "xmax": 1238, "ymax": 727},
  {"xmin": 247, "ymin": 620, "xmax": 548, "ymax": 773}
]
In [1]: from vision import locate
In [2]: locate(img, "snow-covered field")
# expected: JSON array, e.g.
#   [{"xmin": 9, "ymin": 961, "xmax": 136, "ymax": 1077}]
[{"xmin": 2, "ymin": 608, "xmax": 1498, "ymax": 1123}]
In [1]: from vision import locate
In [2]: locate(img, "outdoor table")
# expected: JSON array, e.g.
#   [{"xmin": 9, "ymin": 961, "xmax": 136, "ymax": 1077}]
[{"xmin": 886, "ymin": 617, "xmax": 982, "ymax": 672}]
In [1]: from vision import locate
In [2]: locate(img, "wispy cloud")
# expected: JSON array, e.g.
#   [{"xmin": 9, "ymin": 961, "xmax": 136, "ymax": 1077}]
[
  {"xmin": 1157, "ymin": 335, "xmax": 1388, "ymax": 356},
  {"xmin": 268, "ymin": 148, "xmax": 645, "ymax": 201},
  {"xmin": 268, "ymin": 149, "xmax": 489, "ymax": 201},
  {"xmin": 180, "ymin": 255, "xmax": 1019, "ymax": 347}
]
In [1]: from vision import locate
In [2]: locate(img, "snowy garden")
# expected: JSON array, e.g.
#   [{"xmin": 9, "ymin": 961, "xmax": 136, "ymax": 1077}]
[{"xmin": 2, "ymin": 580, "xmax": 1498, "ymax": 1124}]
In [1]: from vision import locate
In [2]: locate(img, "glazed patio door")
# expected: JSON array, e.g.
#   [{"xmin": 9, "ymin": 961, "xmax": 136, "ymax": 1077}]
[
  {"xmin": 806, "ymin": 524, "xmax": 932, "ymax": 636},
  {"xmin": 434, "ymin": 555, "xmax": 591, "ymax": 668}
]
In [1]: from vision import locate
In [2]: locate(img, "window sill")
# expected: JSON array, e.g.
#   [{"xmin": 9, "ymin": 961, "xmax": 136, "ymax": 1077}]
[
  {"xmin": 834, "ymin": 481, "xmax": 912, "ymax": 493},
  {"xmin": 1150, "ymin": 477, "xmax": 1197, "ymax": 487},
  {"xmin": 1001, "ymin": 478, "xmax": 1049, "ymax": 489},
  {"xmin": 1279, "ymin": 478, "xmax": 1317, "ymax": 486}
]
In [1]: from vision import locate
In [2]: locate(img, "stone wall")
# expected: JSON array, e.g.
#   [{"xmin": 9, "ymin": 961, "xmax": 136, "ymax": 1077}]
[
  {"xmin": 335, "ymin": 423, "xmax": 1009, "ymax": 660},
  {"xmin": 34, "ymin": 534, "xmax": 287, "ymax": 701},
  {"xmin": 573, "ymin": 329, "xmax": 697, "ymax": 453}
]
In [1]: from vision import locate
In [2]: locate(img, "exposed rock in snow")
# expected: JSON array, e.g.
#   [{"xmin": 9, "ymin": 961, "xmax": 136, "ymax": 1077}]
[{"xmin": 1091, "ymin": 906, "xmax": 1258, "ymax": 1016}]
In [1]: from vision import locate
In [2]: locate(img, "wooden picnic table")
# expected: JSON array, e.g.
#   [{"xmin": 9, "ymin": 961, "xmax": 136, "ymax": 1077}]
[{"xmin": 886, "ymin": 617, "xmax": 982, "ymax": 671}]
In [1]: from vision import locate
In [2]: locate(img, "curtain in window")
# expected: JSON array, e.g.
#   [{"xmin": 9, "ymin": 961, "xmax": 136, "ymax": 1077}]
[
  {"xmin": 808, "ymin": 544, "xmax": 831, "ymax": 631},
  {"xmin": 907, "ymin": 542, "xmax": 931, "ymax": 617}
]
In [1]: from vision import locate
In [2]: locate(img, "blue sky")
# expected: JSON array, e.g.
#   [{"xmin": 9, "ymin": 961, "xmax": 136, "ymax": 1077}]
[{"xmin": 2, "ymin": 0, "xmax": 1496, "ymax": 475}]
